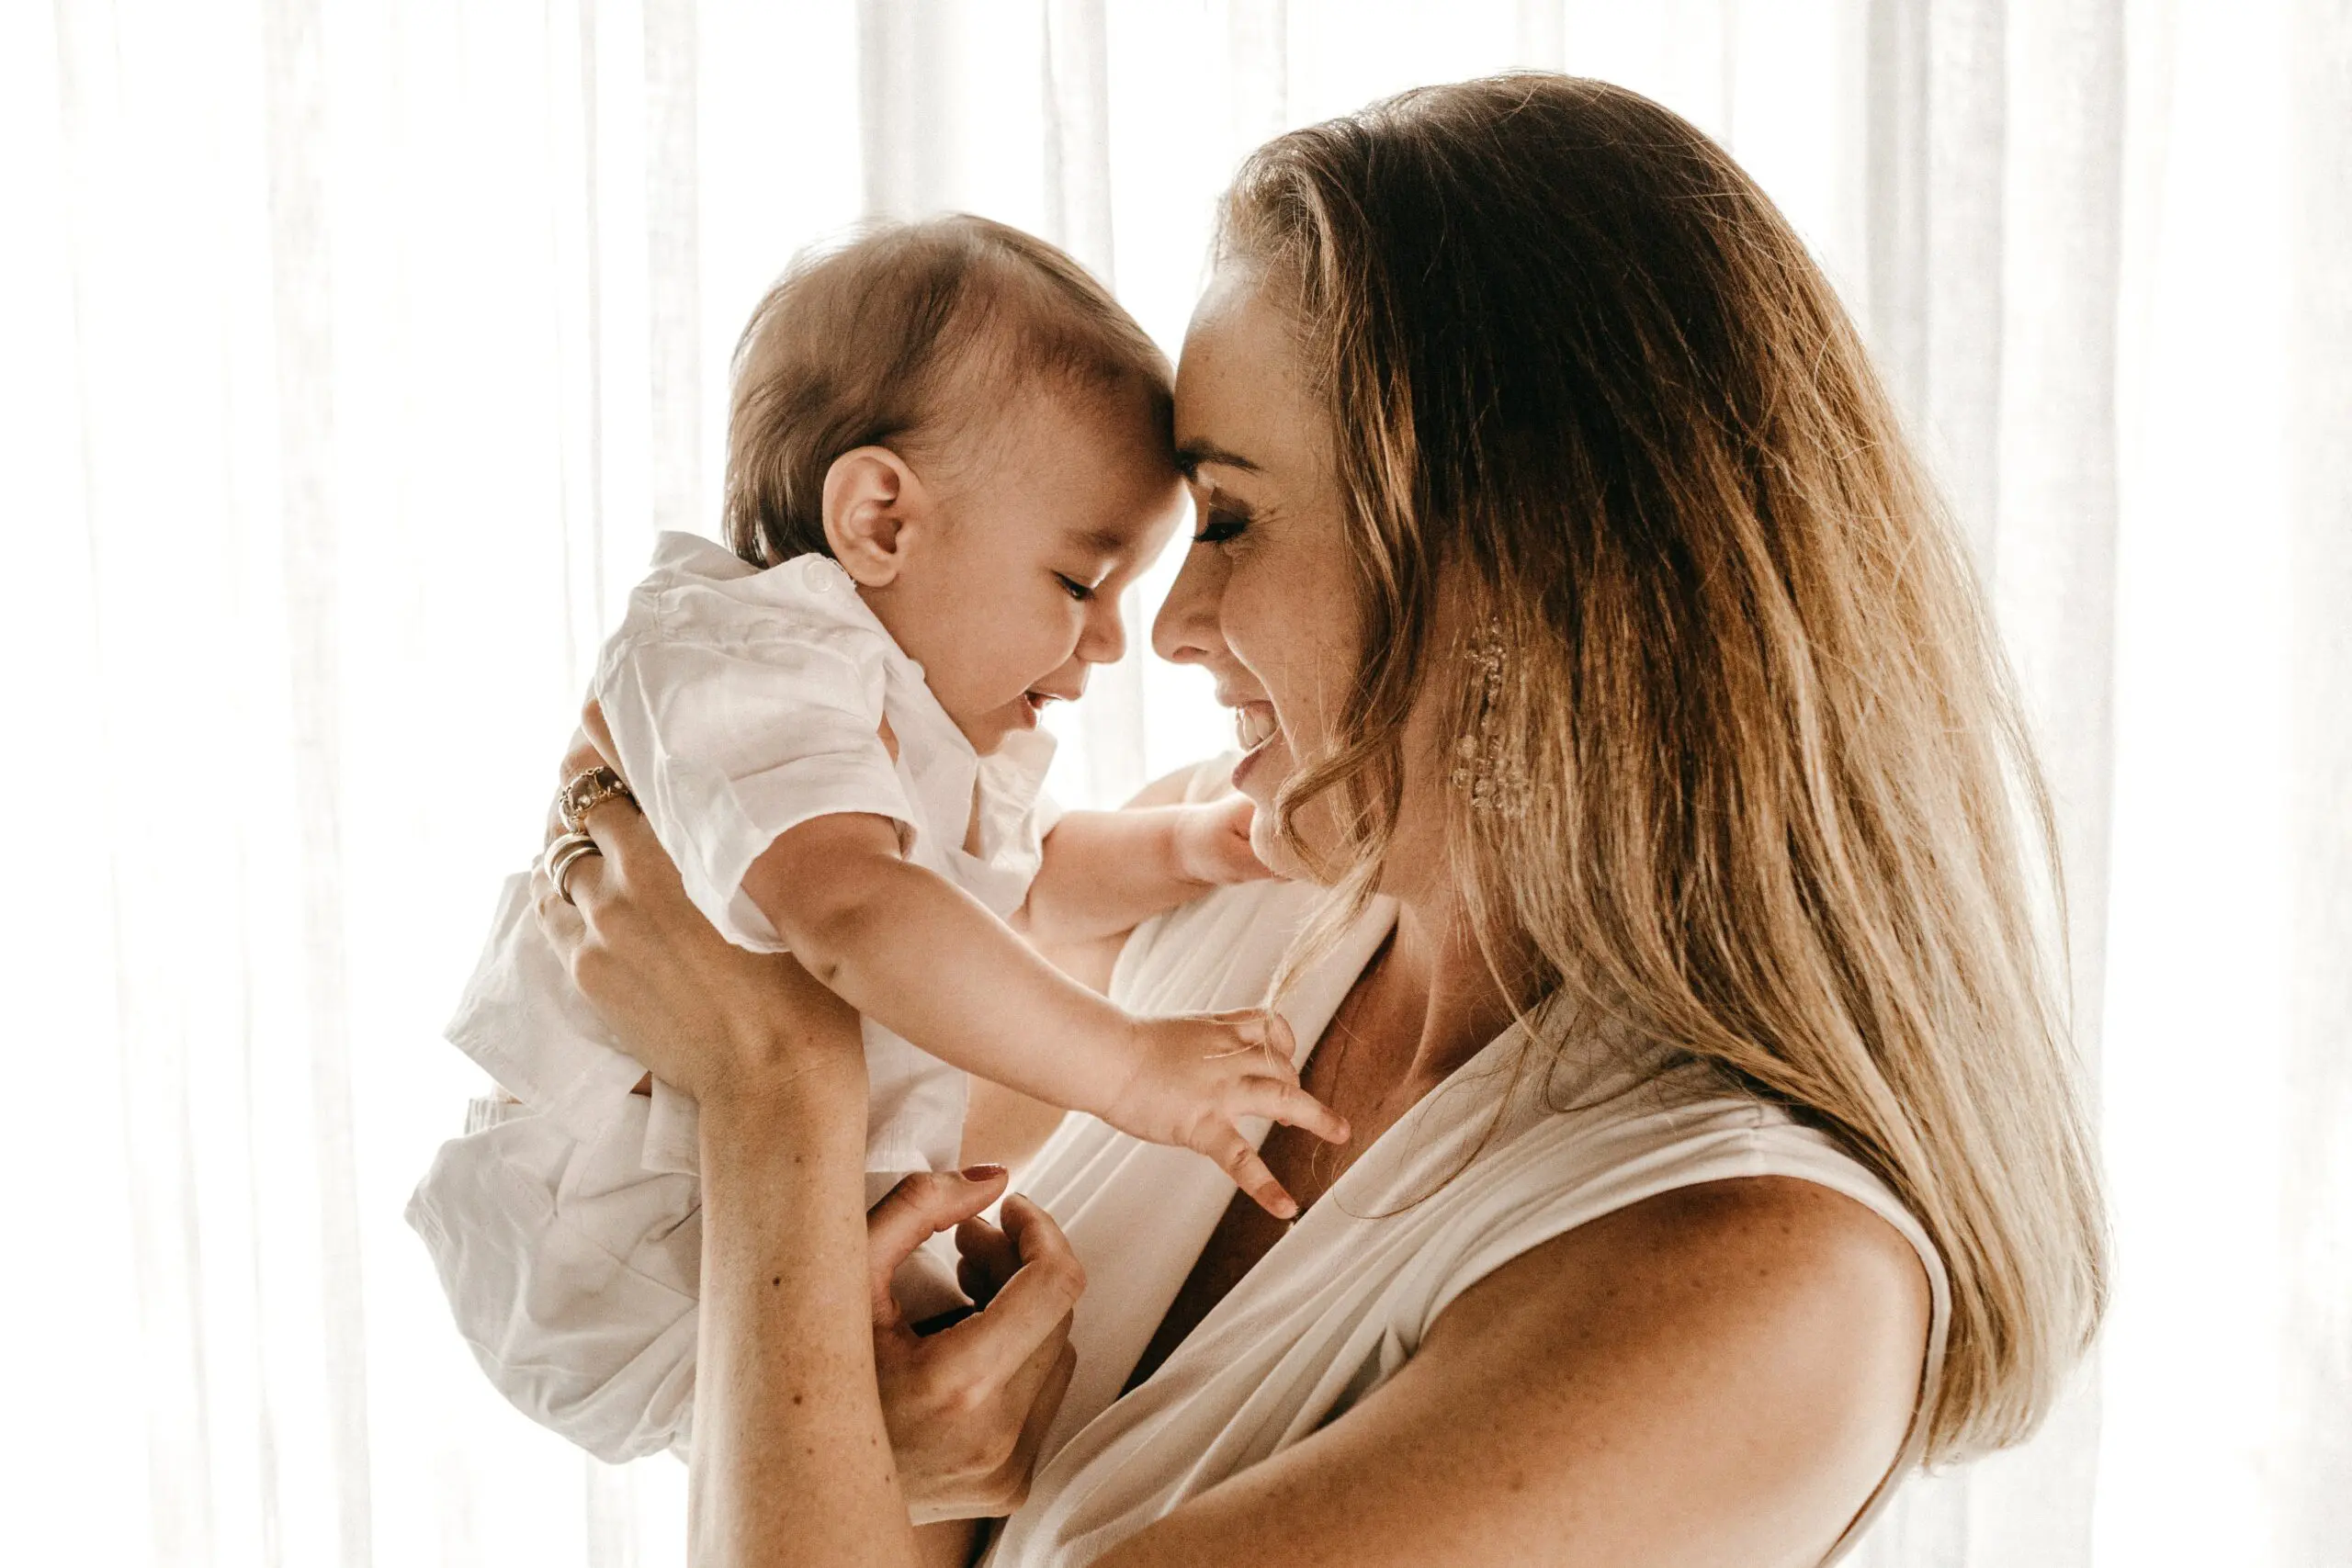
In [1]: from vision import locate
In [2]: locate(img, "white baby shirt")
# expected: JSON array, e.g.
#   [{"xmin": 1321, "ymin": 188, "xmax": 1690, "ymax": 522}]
[{"xmin": 446, "ymin": 530, "xmax": 1058, "ymax": 1181}]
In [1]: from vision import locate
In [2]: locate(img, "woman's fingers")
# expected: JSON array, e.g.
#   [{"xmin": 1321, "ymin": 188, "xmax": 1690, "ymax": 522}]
[
  {"xmin": 867, "ymin": 1169, "xmax": 1010, "ymax": 1321},
  {"xmin": 881, "ymin": 1197, "xmax": 1081, "ymax": 1521},
  {"xmin": 579, "ymin": 699, "xmax": 618, "ymax": 766},
  {"xmin": 570, "ymin": 792, "xmax": 675, "ymax": 929},
  {"xmin": 954, "ymin": 1215, "xmax": 1023, "ymax": 1307},
  {"xmin": 556, "ymin": 726, "xmax": 605, "ymax": 792},
  {"xmin": 575, "ymin": 784, "xmax": 658, "ymax": 865},
  {"xmin": 529, "ymin": 858, "xmax": 589, "ymax": 956},
  {"xmin": 1244, "ymin": 1077, "xmax": 1351, "ymax": 1146},
  {"xmin": 999, "ymin": 1194, "xmax": 1080, "ymax": 1285},
  {"xmin": 929, "ymin": 1197, "xmax": 1085, "ymax": 1385}
]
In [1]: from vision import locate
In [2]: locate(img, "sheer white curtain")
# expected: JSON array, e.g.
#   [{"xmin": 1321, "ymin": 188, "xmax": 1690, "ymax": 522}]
[{"xmin": 4, "ymin": 2, "xmax": 2345, "ymax": 1564}]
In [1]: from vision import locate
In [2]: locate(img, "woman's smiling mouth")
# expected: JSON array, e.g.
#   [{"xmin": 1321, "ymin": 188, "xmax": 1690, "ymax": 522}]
[
  {"xmin": 1228, "ymin": 700, "xmax": 1285, "ymax": 800},
  {"xmin": 1234, "ymin": 701, "xmax": 1278, "ymax": 753}
]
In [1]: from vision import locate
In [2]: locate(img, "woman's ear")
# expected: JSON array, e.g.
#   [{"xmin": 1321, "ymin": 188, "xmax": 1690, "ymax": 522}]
[{"xmin": 821, "ymin": 446, "xmax": 926, "ymax": 588}]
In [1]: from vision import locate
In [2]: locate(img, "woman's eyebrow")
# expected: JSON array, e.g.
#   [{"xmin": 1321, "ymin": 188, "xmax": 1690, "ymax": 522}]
[{"xmin": 1174, "ymin": 440, "xmax": 1261, "ymax": 480}]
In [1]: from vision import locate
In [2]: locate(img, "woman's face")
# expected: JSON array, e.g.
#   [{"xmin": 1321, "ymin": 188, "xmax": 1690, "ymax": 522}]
[{"xmin": 1154, "ymin": 268, "xmax": 1449, "ymax": 895}]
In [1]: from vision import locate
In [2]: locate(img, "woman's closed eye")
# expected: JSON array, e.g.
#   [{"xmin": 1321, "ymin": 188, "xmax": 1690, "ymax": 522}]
[{"xmin": 1193, "ymin": 504, "xmax": 1250, "ymax": 545}]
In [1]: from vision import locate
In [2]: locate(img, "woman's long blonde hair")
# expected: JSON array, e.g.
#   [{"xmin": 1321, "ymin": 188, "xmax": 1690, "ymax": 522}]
[{"xmin": 1227, "ymin": 75, "xmax": 2105, "ymax": 1464}]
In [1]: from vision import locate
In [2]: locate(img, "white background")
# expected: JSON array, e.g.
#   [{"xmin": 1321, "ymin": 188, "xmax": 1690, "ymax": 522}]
[{"xmin": 1, "ymin": 2, "xmax": 2346, "ymax": 1565}]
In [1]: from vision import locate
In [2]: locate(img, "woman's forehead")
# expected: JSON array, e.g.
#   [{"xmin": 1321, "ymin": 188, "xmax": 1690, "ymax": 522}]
[{"xmin": 1173, "ymin": 274, "xmax": 1327, "ymax": 482}]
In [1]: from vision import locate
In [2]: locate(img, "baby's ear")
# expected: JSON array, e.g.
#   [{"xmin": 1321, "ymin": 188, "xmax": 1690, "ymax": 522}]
[{"xmin": 820, "ymin": 446, "xmax": 925, "ymax": 587}]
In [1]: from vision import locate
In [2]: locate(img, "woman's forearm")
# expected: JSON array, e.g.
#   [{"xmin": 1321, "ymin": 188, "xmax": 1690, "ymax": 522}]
[{"xmin": 694, "ymin": 1046, "xmax": 922, "ymax": 1567}]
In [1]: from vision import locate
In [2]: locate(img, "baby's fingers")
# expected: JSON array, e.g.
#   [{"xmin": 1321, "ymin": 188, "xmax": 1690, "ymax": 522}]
[
  {"xmin": 1217, "ymin": 1135, "xmax": 1301, "ymax": 1222},
  {"xmin": 1246, "ymin": 1078, "xmax": 1351, "ymax": 1147},
  {"xmin": 1258, "ymin": 1010, "xmax": 1298, "ymax": 1070},
  {"xmin": 1204, "ymin": 1009, "xmax": 1301, "ymax": 1077}
]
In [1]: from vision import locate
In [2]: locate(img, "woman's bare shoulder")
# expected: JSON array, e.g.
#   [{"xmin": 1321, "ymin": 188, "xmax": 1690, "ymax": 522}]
[
  {"xmin": 1100, "ymin": 1175, "xmax": 1931, "ymax": 1568},
  {"xmin": 1442, "ymin": 1173, "xmax": 1934, "ymax": 1373}
]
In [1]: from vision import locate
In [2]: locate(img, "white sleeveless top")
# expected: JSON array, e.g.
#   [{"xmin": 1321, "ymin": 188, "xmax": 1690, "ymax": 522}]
[{"xmin": 987, "ymin": 834, "xmax": 1949, "ymax": 1564}]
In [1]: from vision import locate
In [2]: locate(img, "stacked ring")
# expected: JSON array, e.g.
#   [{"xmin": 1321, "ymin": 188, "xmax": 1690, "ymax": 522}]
[
  {"xmin": 559, "ymin": 764, "xmax": 637, "ymax": 833},
  {"xmin": 544, "ymin": 831, "xmax": 603, "ymax": 906}
]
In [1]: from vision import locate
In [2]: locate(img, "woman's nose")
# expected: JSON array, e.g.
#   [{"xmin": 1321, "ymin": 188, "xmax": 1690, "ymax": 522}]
[{"xmin": 1151, "ymin": 542, "xmax": 1224, "ymax": 667}]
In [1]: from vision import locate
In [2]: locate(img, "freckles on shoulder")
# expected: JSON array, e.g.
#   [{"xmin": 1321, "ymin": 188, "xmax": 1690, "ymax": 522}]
[
  {"xmin": 1634, "ymin": 1177, "xmax": 1936, "ymax": 1450},
  {"xmin": 1432, "ymin": 1173, "xmax": 1936, "ymax": 1476}
]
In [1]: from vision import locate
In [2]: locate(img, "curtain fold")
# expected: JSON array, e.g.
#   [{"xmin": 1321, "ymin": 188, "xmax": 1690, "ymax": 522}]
[
  {"xmin": 643, "ymin": 0, "xmax": 704, "ymax": 537},
  {"xmin": 2280, "ymin": 2, "xmax": 2352, "ymax": 1558},
  {"xmin": 6, "ymin": 4, "xmax": 2344, "ymax": 1564},
  {"xmin": 1042, "ymin": 0, "xmax": 1152, "ymax": 806}
]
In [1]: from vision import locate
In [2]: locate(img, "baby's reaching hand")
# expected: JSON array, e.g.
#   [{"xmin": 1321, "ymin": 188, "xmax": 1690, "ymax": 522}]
[
  {"xmin": 1100, "ymin": 1010, "xmax": 1349, "ymax": 1218},
  {"xmin": 1170, "ymin": 795, "xmax": 1275, "ymax": 887}
]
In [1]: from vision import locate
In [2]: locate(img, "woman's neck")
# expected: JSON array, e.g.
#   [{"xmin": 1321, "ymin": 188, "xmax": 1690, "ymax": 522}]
[{"xmin": 1373, "ymin": 894, "xmax": 1528, "ymax": 1095}]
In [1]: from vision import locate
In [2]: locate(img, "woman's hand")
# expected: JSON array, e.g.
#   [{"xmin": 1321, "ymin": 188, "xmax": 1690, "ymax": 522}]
[
  {"xmin": 532, "ymin": 726, "xmax": 861, "ymax": 1107},
  {"xmin": 865, "ymin": 1169, "xmax": 1086, "ymax": 1524}
]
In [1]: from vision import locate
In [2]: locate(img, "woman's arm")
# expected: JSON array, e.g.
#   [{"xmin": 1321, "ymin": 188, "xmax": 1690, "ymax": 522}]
[
  {"xmin": 1093, "ymin": 1177, "xmax": 1931, "ymax": 1568},
  {"xmin": 542, "ymin": 795, "xmax": 1086, "ymax": 1567},
  {"xmin": 691, "ymin": 1037, "xmax": 914, "ymax": 1564}
]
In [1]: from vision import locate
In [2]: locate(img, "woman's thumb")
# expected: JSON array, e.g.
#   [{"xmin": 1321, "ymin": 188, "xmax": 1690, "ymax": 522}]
[{"xmin": 866, "ymin": 1167, "xmax": 1009, "ymax": 1311}]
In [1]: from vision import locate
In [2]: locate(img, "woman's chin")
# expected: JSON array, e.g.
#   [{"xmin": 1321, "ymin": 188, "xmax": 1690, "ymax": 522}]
[
  {"xmin": 1240, "ymin": 762, "xmax": 1336, "ymax": 886},
  {"xmin": 1248, "ymin": 818, "xmax": 1315, "ymax": 885}
]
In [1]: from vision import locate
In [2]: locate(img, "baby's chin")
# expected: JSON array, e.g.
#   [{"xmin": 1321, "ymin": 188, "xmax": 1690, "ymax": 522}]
[{"xmin": 952, "ymin": 694, "xmax": 1046, "ymax": 755}]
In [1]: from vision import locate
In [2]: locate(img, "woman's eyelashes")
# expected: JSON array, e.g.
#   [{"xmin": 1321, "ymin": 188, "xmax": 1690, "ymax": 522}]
[{"xmin": 1192, "ymin": 502, "xmax": 1250, "ymax": 545}]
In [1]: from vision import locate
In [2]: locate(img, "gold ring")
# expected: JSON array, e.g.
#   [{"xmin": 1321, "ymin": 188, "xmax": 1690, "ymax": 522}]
[
  {"xmin": 544, "ymin": 831, "xmax": 603, "ymax": 906},
  {"xmin": 559, "ymin": 764, "xmax": 637, "ymax": 834}
]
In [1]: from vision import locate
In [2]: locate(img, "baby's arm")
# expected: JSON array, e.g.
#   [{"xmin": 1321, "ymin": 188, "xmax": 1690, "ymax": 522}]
[
  {"xmin": 741, "ymin": 812, "xmax": 1344, "ymax": 1215},
  {"xmin": 1014, "ymin": 794, "xmax": 1272, "ymax": 947}
]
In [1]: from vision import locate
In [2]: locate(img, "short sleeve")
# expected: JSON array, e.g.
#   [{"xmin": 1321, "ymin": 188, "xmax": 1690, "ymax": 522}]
[{"xmin": 594, "ymin": 563, "xmax": 918, "ymax": 952}]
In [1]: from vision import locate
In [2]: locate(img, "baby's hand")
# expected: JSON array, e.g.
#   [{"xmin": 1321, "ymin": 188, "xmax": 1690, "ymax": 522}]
[
  {"xmin": 1101, "ymin": 1010, "xmax": 1348, "ymax": 1219},
  {"xmin": 1170, "ymin": 795, "xmax": 1275, "ymax": 887}
]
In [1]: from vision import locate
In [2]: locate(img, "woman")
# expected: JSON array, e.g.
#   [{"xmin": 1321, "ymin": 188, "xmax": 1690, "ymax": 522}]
[{"xmin": 416, "ymin": 75, "xmax": 2105, "ymax": 1565}]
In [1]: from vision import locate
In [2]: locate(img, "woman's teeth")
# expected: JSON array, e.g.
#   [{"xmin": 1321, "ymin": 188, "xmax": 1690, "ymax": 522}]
[{"xmin": 1235, "ymin": 705, "xmax": 1277, "ymax": 750}]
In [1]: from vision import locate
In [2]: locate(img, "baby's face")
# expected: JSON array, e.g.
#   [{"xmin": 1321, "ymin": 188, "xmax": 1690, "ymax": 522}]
[{"xmin": 876, "ymin": 391, "xmax": 1187, "ymax": 754}]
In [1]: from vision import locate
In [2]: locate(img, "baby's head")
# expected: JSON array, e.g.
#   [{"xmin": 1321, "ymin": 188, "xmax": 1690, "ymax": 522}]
[{"xmin": 725, "ymin": 215, "xmax": 1186, "ymax": 754}]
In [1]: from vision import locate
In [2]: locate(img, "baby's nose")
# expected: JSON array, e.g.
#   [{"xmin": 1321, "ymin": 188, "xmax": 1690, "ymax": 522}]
[{"xmin": 1080, "ymin": 595, "xmax": 1127, "ymax": 665}]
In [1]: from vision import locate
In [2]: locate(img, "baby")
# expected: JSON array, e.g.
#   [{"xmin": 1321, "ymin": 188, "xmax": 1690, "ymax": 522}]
[{"xmin": 447, "ymin": 218, "xmax": 1344, "ymax": 1323}]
